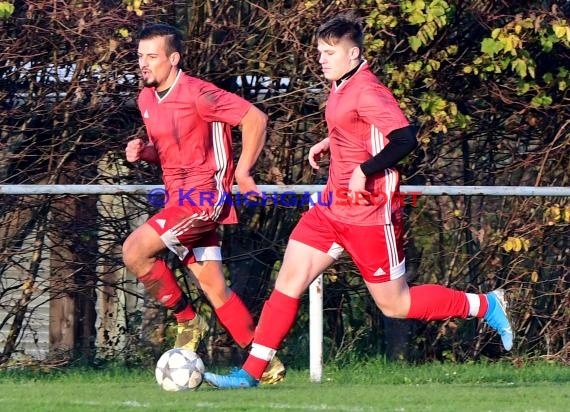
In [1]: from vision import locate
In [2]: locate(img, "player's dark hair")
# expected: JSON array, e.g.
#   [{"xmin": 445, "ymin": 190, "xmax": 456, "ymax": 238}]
[
  {"xmin": 139, "ymin": 23, "xmax": 184, "ymax": 56},
  {"xmin": 317, "ymin": 12, "xmax": 364, "ymax": 56}
]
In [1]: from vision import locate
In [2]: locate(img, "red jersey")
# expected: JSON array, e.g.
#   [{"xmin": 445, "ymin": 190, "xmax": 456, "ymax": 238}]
[
  {"xmin": 138, "ymin": 71, "xmax": 251, "ymax": 224},
  {"xmin": 320, "ymin": 62, "xmax": 409, "ymax": 225}
]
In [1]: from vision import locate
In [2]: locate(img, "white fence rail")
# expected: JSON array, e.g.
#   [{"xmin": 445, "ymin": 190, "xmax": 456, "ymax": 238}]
[
  {"xmin": 2, "ymin": 184, "xmax": 569, "ymax": 381},
  {"xmin": 2, "ymin": 184, "xmax": 570, "ymax": 196}
]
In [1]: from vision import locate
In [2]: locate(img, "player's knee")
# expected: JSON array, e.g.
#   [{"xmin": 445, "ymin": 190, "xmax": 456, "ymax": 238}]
[
  {"xmin": 381, "ymin": 307, "xmax": 407, "ymax": 318},
  {"xmin": 274, "ymin": 268, "xmax": 312, "ymax": 298},
  {"xmin": 122, "ymin": 235, "xmax": 141, "ymax": 273},
  {"xmin": 375, "ymin": 300, "xmax": 408, "ymax": 318},
  {"xmin": 122, "ymin": 244, "xmax": 134, "ymax": 272}
]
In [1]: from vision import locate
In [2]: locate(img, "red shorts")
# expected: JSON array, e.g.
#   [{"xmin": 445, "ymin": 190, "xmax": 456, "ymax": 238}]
[
  {"xmin": 147, "ymin": 206, "xmax": 220, "ymax": 265},
  {"xmin": 290, "ymin": 205, "xmax": 405, "ymax": 283}
]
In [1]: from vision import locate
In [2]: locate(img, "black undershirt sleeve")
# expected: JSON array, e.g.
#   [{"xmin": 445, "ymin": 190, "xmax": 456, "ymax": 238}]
[{"xmin": 360, "ymin": 125, "xmax": 418, "ymax": 177}]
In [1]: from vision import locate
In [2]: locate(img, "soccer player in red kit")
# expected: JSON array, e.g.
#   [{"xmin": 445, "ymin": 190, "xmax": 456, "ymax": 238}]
[
  {"xmin": 204, "ymin": 13, "xmax": 513, "ymax": 389},
  {"xmin": 123, "ymin": 23, "xmax": 284, "ymax": 384}
]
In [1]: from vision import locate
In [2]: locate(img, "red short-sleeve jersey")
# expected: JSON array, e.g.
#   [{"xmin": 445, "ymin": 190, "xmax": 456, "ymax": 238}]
[
  {"xmin": 137, "ymin": 71, "xmax": 251, "ymax": 224},
  {"xmin": 320, "ymin": 62, "xmax": 409, "ymax": 225}
]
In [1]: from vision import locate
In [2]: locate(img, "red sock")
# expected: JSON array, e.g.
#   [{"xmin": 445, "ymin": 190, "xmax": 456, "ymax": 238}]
[
  {"xmin": 243, "ymin": 290, "xmax": 299, "ymax": 379},
  {"xmin": 407, "ymin": 285, "xmax": 469, "ymax": 320},
  {"xmin": 173, "ymin": 305, "xmax": 196, "ymax": 324},
  {"xmin": 138, "ymin": 259, "xmax": 195, "ymax": 322},
  {"xmin": 215, "ymin": 292, "xmax": 255, "ymax": 348}
]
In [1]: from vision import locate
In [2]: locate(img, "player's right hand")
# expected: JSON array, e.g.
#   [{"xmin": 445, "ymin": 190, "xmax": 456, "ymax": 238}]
[
  {"xmin": 126, "ymin": 138, "xmax": 145, "ymax": 162},
  {"xmin": 308, "ymin": 138, "xmax": 331, "ymax": 170}
]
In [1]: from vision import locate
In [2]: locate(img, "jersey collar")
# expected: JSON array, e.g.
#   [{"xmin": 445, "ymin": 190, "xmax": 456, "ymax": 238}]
[
  {"xmin": 155, "ymin": 69, "xmax": 182, "ymax": 103},
  {"xmin": 334, "ymin": 60, "xmax": 366, "ymax": 91}
]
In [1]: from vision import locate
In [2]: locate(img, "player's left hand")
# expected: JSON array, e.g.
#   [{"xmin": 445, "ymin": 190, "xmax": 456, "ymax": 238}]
[{"xmin": 348, "ymin": 166, "xmax": 370, "ymax": 205}]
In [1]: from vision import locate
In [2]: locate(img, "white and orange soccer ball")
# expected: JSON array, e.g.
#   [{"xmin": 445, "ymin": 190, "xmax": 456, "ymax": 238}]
[{"xmin": 155, "ymin": 348, "xmax": 205, "ymax": 391}]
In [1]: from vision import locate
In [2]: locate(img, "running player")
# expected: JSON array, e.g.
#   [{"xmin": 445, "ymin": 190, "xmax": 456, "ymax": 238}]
[
  {"xmin": 123, "ymin": 23, "xmax": 285, "ymax": 384},
  {"xmin": 204, "ymin": 12, "xmax": 512, "ymax": 389}
]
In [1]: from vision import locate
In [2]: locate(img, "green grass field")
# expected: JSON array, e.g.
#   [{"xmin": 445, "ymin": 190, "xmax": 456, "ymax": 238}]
[{"xmin": 1, "ymin": 359, "xmax": 568, "ymax": 411}]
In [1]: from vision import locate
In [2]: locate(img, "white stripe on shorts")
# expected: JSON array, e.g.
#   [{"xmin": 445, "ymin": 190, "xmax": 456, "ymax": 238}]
[
  {"xmin": 327, "ymin": 242, "xmax": 344, "ymax": 259},
  {"xmin": 193, "ymin": 246, "xmax": 222, "ymax": 262},
  {"xmin": 384, "ymin": 223, "xmax": 406, "ymax": 279},
  {"xmin": 160, "ymin": 230, "xmax": 190, "ymax": 261}
]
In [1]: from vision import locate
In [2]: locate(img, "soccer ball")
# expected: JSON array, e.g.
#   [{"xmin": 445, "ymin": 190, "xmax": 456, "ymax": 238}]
[{"xmin": 155, "ymin": 348, "xmax": 205, "ymax": 391}]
